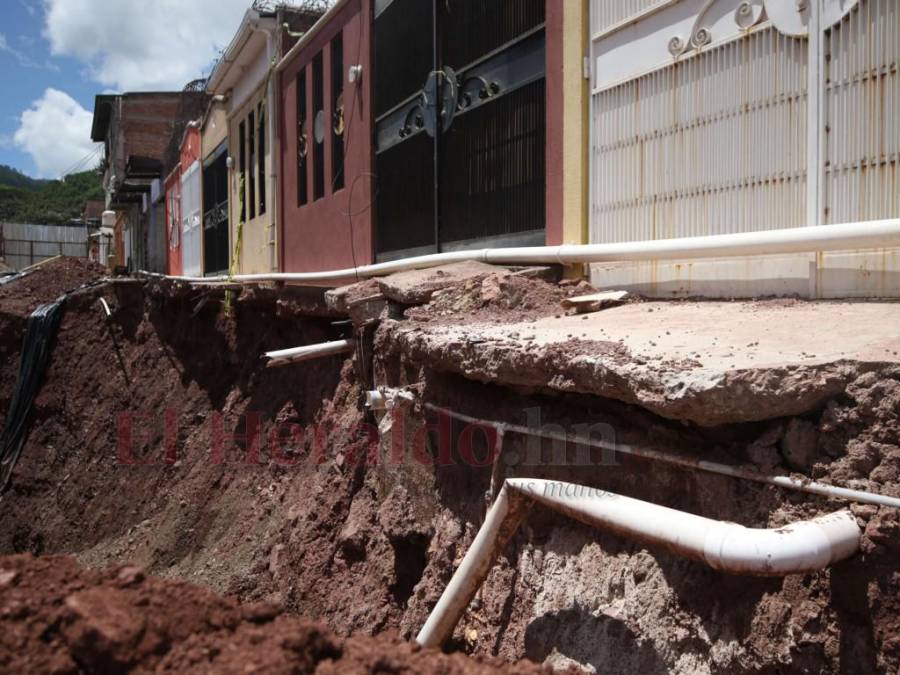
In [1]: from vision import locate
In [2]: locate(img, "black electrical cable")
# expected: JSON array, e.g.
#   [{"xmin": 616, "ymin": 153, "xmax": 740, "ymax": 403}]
[
  {"xmin": 0, "ymin": 276, "xmax": 107, "ymax": 493},
  {"xmin": 0, "ymin": 297, "xmax": 65, "ymax": 492}
]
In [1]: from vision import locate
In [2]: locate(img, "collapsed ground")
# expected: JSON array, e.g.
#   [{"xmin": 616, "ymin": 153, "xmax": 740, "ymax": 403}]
[{"xmin": 0, "ymin": 258, "xmax": 898, "ymax": 674}]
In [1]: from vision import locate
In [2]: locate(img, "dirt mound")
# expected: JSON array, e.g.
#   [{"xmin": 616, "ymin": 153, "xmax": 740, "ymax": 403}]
[
  {"xmin": 0, "ymin": 553, "xmax": 549, "ymax": 674},
  {"xmin": 0, "ymin": 257, "xmax": 106, "ymax": 422},
  {"xmin": 405, "ymin": 274, "xmax": 596, "ymax": 325},
  {"xmin": 0, "ymin": 257, "xmax": 105, "ymax": 319}
]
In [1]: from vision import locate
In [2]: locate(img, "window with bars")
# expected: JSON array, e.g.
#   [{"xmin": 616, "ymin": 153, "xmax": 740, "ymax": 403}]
[
  {"xmin": 294, "ymin": 28, "xmax": 346, "ymax": 207},
  {"xmin": 248, "ymin": 109, "xmax": 256, "ymax": 220},
  {"xmin": 331, "ymin": 31, "xmax": 344, "ymax": 191},
  {"xmin": 312, "ymin": 51, "xmax": 325, "ymax": 201},
  {"xmin": 238, "ymin": 102, "xmax": 268, "ymax": 220},
  {"xmin": 297, "ymin": 70, "xmax": 308, "ymax": 206},
  {"xmin": 258, "ymin": 102, "xmax": 266, "ymax": 216},
  {"xmin": 238, "ymin": 121, "xmax": 246, "ymax": 222}
]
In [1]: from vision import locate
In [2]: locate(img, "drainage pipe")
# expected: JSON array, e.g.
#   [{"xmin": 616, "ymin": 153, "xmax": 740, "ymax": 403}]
[
  {"xmin": 423, "ymin": 403, "xmax": 900, "ymax": 509},
  {"xmin": 146, "ymin": 218, "xmax": 900, "ymax": 285},
  {"xmin": 416, "ymin": 478, "xmax": 861, "ymax": 648},
  {"xmin": 264, "ymin": 339, "xmax": 354, "ymax": 367}
]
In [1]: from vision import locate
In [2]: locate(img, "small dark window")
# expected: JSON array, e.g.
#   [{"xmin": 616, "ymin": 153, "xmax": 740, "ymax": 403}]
[
  {"xmin": 248, "ymin": 109, "xmax": 256, "ymax": 220},
  {"xmin": 297, "ymin": 70, "xmax": 308, "ymax": 206},
  {"xmin": 238, "ymin": 121, "xmax": 246, "ymax": 222},
  {"xmin": 258, "ymin": 102, "xmax": 266, "ymax": 216},
  {"xmin": 312, "ymin": 50, "xmax": 324, "ymax": 201},
  {"xmin": 331, "ymin": 31, "xmax": 344, "ymax": 191}
]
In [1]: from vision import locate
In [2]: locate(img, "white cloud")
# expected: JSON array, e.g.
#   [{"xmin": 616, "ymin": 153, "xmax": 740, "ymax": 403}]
[
  {"xmin": 0, "ymin": 31, "xmax": 41, "ymax": 68},
  {"xmin": 13, "ymin": 88, "xmax": 101, "ymax": 178},
  {"xmin": 43, "ymin": 0, "xmax": 253, "ymax": 91}
]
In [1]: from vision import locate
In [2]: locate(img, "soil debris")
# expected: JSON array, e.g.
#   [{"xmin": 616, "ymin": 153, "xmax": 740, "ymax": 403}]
[
  {"xmin": 405, "ymin": 273, "xmax": 597, "ymax": 325},
  {"xmin": 0, "ymin": 257, "xmax": 105, "ymax": 318},
  {"xmin": 0, "ymin": 276, "xmax": 897, "ymax": 673},
  {"xmin": 0, "ymin": 553, "xmax": 551, "ymax": 674}
]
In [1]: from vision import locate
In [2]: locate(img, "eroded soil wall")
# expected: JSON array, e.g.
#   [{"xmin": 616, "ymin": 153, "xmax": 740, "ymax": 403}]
[{"xmin": 0, "ymin": 276, "xmax": 897, "ymax": 674}]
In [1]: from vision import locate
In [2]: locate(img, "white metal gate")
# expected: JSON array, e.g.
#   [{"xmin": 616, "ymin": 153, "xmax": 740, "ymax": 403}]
[
  {"xmin": 589, "ymin": 0, "xmax": 899, "ymax": 297},
  {"xmin": 181, "ymin": 160, "xmax": 202, "ymax": 278}
]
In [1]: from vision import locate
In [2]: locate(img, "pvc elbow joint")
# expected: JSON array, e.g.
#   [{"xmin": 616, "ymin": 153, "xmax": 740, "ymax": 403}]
[{"xmin": 701, "ymin": 511, "xmax": 861, "ymax": 575}]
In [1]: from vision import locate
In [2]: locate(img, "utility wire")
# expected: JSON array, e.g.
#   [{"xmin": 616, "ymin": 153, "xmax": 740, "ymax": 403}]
[{"xmin": 58, "ymin": 144, "xmax": 103, "ymax": 180}]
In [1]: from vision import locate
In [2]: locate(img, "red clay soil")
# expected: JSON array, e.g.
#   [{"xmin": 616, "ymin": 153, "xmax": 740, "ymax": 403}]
[
  {"xmin": 0, "ymin": 258, "xmax": 105, "ymax": 416},
  {"xmin": 0, "ymin": 257, "xmax": 105, "ymax": 318},
  {"xmin": 0, "ymin": 553, "xmax": 550, "ymax": 674},
  {"xmin": 404, "ymin": 274, "xmax": 602, "ymax": 325},
  {"xmin": 0, "ymin": 276, "xmax": 898, "ymax": 673}
]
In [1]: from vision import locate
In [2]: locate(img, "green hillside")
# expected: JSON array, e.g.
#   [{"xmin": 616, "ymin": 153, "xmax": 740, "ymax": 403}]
[
  {"xmin": 0, "ymin": 167, "xmax": 103, "ymax": 225},
  {"xmin": 0, "ymin": 164, "xmax": 51, "ymax": 191}
]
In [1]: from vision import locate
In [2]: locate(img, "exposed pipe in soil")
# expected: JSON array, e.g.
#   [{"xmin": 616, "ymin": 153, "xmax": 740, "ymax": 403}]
[
  {"xmin": 143, "ymin": 218, "xmax": 900, "ymax": 285},
  {"xmin": 264, "ymin": 339, "xmax": 355, "ymax": 367},
  {"xmin": 416, "ymin": 478, "xmax": 862, "ymax": 649},
  {"xmin": 423, "ymin": 403, "xmax": 900, "ymax": 509}
]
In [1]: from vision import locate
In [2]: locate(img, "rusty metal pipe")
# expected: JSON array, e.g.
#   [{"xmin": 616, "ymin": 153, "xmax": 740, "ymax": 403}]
[{"xmin": 416, "ymin": 478, "xmax": 861, "ymax": 649}]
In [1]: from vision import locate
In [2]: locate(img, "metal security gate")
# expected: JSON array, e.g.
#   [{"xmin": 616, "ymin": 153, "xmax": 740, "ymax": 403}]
[
  {"xmin": 202, "ymin": 143, "xmax": 230, "ymax": 276},
  {"xmin": 374, "ymin": 0, "xmax": 547, "ymax": 261},
  {"xmin": 589, "ymin": 0, "xmax": 899, "ymax": 297}
]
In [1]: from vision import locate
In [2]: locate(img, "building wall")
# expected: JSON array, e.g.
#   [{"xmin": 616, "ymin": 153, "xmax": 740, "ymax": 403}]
[
  {"xmin": 228, "ymin": 84, "xmax": 274, "ymax": 274},
  {"xmin": 101, "ymin": 94, "xmax": 184, "ymax": 203},
  {"xmin": 276, "ymin": 0, "xmax": 585, "ymax": 273},
  {"xmin": 146, "ymin": 179, "xmax": 168, "ymax": 273},
  {"xmin": 113, "ymin": 211, "xmax": 126, "ymax": 268},
  {"xmin": 180, "ymin": 124, "xmax": 201, "ymax": 167},
  {"xmin": 121, "ymin": 96, "xmax": 183, "ymax": 160},
  {"xmin": 164, "ymin": 168, "xmax": 183, "ymax": 276},
  {"xmin": 279, "ymin": 0, "xmax": 373, "ymax": 273},
  {"xmin": 587, "ymin": 0, "xmax": 899, "ymax": 298},
  {"xmin": 202, "ymin": 103, "xmax": 229, "ymax": 276},
  {"xmin": 181, "ymin": 160, "xmax": 202, "ymax": 277},
  {"xmin": 546, "ymin": 0, "xmax": 589, "ymax": 250},
  {"xmin": 202, "ymin": 104, "xmax": 228, "ymax": 159},
  {"xmin": 179, "ymin": 125, "xmax": 203, "ymax": 276}
]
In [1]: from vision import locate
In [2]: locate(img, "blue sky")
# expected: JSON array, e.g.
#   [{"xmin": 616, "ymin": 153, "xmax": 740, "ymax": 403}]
[
  {"xmin": 0, "ymin": 0, "xmax": 100, "ymax": 178},
  {"xmin": 0, "ymin": 0, "xmax": 253, "ymax": 179}
]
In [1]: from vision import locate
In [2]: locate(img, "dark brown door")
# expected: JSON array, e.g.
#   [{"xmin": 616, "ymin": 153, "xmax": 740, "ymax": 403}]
[{"xmin": 373, "ymin": 0, "xmax": 546, "ymax": 261}]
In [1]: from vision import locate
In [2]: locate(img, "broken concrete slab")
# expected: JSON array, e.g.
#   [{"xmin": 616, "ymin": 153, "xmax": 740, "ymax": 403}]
[
  {"xmin": 561, "ymin": 290, "xmax": 631, "ymax": 313},
  {"xmin": 376, "ymin": 261, "xmax": 510, "ymax": 305},
  {"xmin": 325, "ymin": 278, "xmax": 382, "ymax": 314},
  {"xmin": 379, "ymin": 299, "xmax": 900, "ymax": 426}
]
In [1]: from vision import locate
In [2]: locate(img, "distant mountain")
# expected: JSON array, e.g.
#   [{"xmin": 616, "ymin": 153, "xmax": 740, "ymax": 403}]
[
  {"xmin": 0, "ymin": 165, "xmax": 51, "ymax": 191},
  {"xmin": 0, "ymin": 169, "xmax": 104, "ymax": 225}
]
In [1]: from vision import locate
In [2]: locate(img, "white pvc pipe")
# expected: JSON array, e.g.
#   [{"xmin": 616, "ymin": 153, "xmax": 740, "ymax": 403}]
[
  {"xmin": 416, "ymin": 481, "xmax": 529, "ymax": 649},
  {"xmin": 416, "ymin": 478, "xmax": 861, "ymax": 648},
  {"xmin": 264, "ymin": 339, "xmax": 354, "ymax": 367},
  {"xmin": 145, "ymin": 219, "xmax": 900, "ymax": 285},
  {"xmin": 424, "ymin": 403, "xmax": 900, "ymax": 509}
]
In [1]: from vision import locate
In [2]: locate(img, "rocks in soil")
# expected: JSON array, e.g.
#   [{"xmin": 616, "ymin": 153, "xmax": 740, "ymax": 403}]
[
  {"xmin": 377, "ymin": 261, "xmax": 508, "ymax": 305},
  {"xmin": 0, "ymin": 273, "xmax": 898, "ymax": 674},
  {"xmin": 781, "ymin": 418, "xmax": 819, "ymax": 471},
  {"xmin": 0, "ymin": 554, "xmax": 549, "ymax": 674}
]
